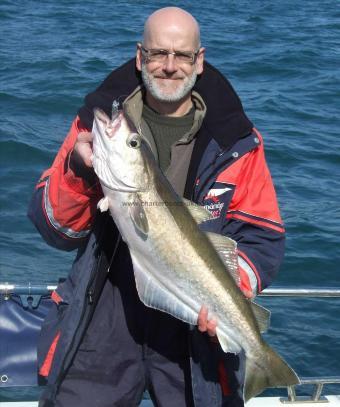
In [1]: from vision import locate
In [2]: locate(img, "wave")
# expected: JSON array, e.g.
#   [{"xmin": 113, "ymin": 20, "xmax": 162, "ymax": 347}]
[{"xmin": 0, "ymin": 140, "xmax": 52, "ymax": 165}]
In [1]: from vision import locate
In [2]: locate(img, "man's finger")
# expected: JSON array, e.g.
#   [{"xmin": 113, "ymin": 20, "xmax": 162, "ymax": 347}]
[
  {"xmin": 239, "ymin": 266, "xmax": 255, "ymax": 299},
  {"xmin": 77, "ymin": 132, "xmax": 93, "ymax": 143},
  {"xmin": 206, "ymin": 318, "xmax": 217, "ymax": 337},
  {"xmin": 197, "ymin": 305, "xmax": 208, "ymax": 332}
]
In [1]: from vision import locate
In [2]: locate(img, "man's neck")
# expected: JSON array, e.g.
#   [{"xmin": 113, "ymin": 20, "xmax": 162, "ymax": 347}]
[{"xmin": 145, "ymin": 93, "xmax": 193, "ymax": 117}]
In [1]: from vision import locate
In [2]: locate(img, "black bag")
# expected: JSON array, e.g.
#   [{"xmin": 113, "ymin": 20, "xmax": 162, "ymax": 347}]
[{"xmin": 0, "ymin": 285, "xmax": 54, "ymax": 387}]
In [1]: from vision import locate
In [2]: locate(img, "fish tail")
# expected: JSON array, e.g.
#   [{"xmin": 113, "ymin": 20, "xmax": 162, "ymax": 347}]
[{"xmin": 244, "ymin": 344, "xmax": 300, "ymax": 402}]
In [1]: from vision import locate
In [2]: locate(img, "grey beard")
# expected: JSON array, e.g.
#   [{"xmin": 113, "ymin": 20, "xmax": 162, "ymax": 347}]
[{"xmin": 141, "ymin": 63, "xmax": 197, "ymax": 103}]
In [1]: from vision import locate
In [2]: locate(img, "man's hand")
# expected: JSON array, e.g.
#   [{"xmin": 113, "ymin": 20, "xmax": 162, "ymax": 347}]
[
  {"xmin": 238, "ymin": 266, "xmax": 255, "ymax": 299},
  {"xmin": 69, "ymin": 132, "xmax": 98, "ymax": 185},
  {"xmin": 197, "ymin": 305, "xmax": 217, "ymax": 338},
  {"xmin": 197, "ymin": 270, "xmax": 254, "ymax": 343},
  {"xmin": 71, "ymin": 131, "xmax": 94, "ymax": 168}
]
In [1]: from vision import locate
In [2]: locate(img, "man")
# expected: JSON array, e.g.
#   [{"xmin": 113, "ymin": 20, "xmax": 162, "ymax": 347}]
[{"xmin": 28, "ymin": 7, "xmax": 285, "ymax": 407}]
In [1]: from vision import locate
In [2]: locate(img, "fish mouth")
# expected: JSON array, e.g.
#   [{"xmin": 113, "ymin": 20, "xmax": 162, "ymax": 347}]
[
  {"xmin": 92, "ymin": 108, "xmax": 147, "ymax": 193},
  {"xmin": 93, "ymin": 108, "xmax": 123, "ymax": 139}
]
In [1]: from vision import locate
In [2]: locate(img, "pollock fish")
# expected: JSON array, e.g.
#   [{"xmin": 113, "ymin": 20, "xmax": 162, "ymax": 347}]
[{"xmin": 91, "ymin": 107, "xmax": 299, "ymax": 401}]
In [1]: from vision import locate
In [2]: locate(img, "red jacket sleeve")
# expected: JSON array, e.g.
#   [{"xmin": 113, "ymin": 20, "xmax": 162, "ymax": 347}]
[
  {"xmin": 218, "ymin": 129, "xmax": 285, "ymax": 293},
  {"xmin": 28, "ymin": 116, "xmax": 102, "ymax": 251}
]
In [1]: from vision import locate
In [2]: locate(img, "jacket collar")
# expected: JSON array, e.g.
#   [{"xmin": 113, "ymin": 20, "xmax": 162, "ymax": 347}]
[{"xmin": 78, "ymin": 58, "xmax": 253, "ymax": 149}]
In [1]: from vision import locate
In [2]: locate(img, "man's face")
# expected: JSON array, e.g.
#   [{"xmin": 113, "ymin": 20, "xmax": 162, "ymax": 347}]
[
  {"xmin": 140, "ymin": 59, "xmax": 198, "ymax": 103},
  {"xmin": 136, "ymin": 25, "xmax": 204, "ymax": 103}
]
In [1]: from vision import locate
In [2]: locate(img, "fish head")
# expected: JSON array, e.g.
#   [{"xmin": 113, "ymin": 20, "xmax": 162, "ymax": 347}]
[{"xmin": 92, "ymin": 108, "xmax": 151, "ymax": 192}]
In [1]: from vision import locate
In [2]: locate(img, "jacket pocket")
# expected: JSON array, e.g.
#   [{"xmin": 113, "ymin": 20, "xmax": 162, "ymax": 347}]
[{"xmin": 37, "ymin": 278, "xmax": 73, "ymax": 378}]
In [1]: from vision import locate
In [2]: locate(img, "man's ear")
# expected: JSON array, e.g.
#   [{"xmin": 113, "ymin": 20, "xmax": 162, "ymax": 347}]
[
  {"xmin": 136, "ymin": 45, "xmax": 142, "ymax": 72},
  {"xmin": 196, "ymin": 47, "xmax": 205, "ymax": 75}
]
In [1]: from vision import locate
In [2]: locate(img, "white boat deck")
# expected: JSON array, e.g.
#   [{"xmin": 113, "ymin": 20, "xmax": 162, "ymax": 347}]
[{"xmin": 1, "ymin": 396, "xmax": 340, "ymax": 407}]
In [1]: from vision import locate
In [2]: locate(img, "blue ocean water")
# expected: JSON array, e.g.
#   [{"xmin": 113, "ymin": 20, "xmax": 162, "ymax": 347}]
[{"xmin": 1, "ymin": 0, "xmax": 339, "ymax": 401}]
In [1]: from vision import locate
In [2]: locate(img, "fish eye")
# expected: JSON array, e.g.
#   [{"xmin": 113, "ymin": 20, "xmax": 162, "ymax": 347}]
[{"xmin": 127, "ymin": 134, "xmax": 141, "ymax": 149}]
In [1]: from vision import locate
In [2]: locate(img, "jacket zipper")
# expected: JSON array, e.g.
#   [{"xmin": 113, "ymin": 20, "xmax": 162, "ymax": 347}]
[
  {"xmin": 53, "ymin": 216, "xmax": 110, "ymax": 396},
  {"xmin": 54, "ymin": 253, "xmax": 101, "ymax": 396},
  {"xmin": 54, "ymin": 219, "xmax": 122, "ymax": 397},
  {"xmin": 87, "ymin": 289, "xmax": 94, "ymax": 304}
]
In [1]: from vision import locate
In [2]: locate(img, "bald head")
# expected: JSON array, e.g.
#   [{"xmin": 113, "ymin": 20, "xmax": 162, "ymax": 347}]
[
  {"xmin": 143, "ymin": 7, "xmax": 201, "ymax": 50},
  {"xmin": 136, "ymin": 7, "xmax": 204, "ymax": 115}
]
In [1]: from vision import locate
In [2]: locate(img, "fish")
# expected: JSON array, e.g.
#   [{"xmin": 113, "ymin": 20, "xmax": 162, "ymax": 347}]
[{"xmin": 91, "ymin": 107, "xmax": 300, "ymax": 401}]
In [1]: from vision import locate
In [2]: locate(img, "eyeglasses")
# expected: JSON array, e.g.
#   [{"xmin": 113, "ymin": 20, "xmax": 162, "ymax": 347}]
[{"xmin": 139, "ymin": 44, "xmax": 200, "ymax": 65}]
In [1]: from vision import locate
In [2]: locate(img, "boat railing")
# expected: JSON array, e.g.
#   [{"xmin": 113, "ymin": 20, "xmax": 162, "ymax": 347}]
[
  {"xmin": 1, "ymin": 284, "xmax": 340, "ymax": 308},
  {"xmin": 1, "ymin": 283, "xmax": 340, "ymax": 402},
  {"xmin": 283, "ymin": 377, "xmax": 340, "ymax": 404},
  {"xmin": 260, "ymin": 288, "xmax": 340, "ymax": 298}
]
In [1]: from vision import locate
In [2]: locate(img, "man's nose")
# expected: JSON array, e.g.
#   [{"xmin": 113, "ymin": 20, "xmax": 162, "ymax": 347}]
[{"xmin": 163, "ymin": 54, "xmax": 177, "ymax": 73}]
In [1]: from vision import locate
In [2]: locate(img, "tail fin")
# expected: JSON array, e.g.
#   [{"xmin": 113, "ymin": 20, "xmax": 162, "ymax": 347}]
[{"xmin": 244, "ymin": 344, "xmax": 300, "ymax": 402}]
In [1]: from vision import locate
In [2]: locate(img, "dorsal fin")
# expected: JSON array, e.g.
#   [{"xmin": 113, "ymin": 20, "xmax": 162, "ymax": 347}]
[
  {"xmin": 205, "ymin": 232, "xmax": 239, "ymax": 285},
  {"xmin": 205, "ymin": 232, "xmax": 271, "ymax": 333}
]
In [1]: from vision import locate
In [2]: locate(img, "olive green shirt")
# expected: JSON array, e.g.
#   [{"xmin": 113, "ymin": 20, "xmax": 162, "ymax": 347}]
[{"xmin": 142, "ymin": 104, "xmax": 195, "ymax": 172}]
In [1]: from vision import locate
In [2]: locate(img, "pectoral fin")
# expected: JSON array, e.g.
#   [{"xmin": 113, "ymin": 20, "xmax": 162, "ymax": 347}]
[{"xmin": 129, "ymin": 197, "xmax": 149, "ymax": 236}]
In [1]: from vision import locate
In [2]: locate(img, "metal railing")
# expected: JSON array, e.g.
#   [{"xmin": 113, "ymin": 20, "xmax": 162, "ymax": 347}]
[
  {"xmin": 0, "ymin": 283, "xmax": 59, "ymax": 308},
  {"xmin": 2, "ymin": 283, "xmax": 340, "ymax": 297},
  {"xmin": 0, "ymin": 283, "xmax": 58, "ymax": 295},
  {"xmin": 260, "ymin": 288, "xmax": 340, "ymax": 298},
  {"xmin": 282, "ymin": 377, "xmax": 340, "ymax": 404},
  {"xmin": 1, "ymin": 283, "xmax": 340, "ymax": 308}
]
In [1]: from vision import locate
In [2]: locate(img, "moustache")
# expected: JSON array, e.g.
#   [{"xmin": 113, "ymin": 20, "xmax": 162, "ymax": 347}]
[{"xmin": 154, "ymin": 75, "xmax": 185, "ymax": 80}]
